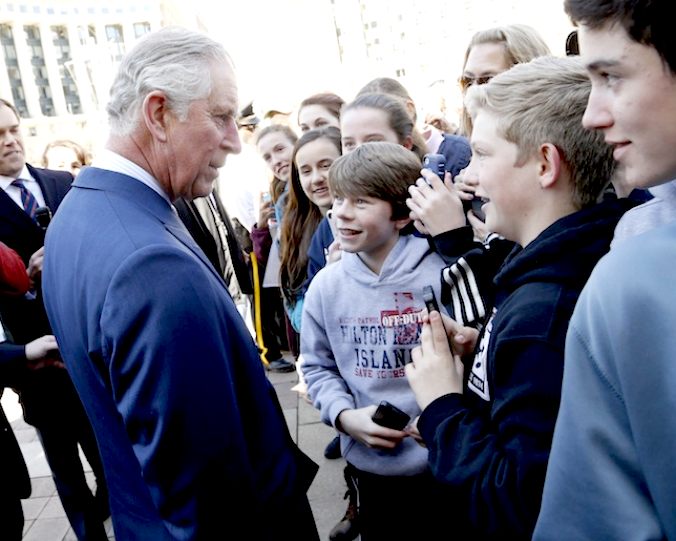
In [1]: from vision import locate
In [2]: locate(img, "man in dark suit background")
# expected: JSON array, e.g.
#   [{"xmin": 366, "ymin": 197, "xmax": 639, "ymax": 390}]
[
  {"xmin": 174, "ymin": 185, "xmax": 253, "ymax": 304},
  {"xmin": 1, "ymin": 240, "xmax": 65, "ymax": 539},
  {"xmin": 42, "ymin": 27, "xmax": 318, "ymax": 540},
  {"xmin": 0, "ymin": 98, "xmax": 109, "ymax": 540}
]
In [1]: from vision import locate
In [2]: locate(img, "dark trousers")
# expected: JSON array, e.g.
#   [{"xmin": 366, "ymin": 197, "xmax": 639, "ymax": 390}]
[
  {"xmin": 36, "ymin": 407, "xmax": 108, "ymax": 541},
  {"xmin": 349, "ymin": 464, "xmax": 448, "ymax": 541},
  {"xmin": 0, "ymin": 494, "xmax": 24, "ymax": 541}
]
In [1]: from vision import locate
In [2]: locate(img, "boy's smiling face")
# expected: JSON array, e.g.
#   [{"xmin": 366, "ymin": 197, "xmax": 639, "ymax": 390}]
[
  {"xmin": 471, "ymin": 110, "xmax": 540, "ymax": 246},
  {"xmin": 332, "ymin": 194, "xmax": 409, "ymax": 274}
]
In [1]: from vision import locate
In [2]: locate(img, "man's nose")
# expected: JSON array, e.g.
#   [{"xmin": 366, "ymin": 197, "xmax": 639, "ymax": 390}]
[{"xmin": 222, "ymin": 119, "xmax": 241, "ymax": 155}]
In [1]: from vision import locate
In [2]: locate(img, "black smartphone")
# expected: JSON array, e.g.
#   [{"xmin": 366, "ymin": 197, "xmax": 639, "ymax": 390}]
[
  {"xmin": 422, "ymin": 285, "xmax": 440, "ymax": 314},
  {"xmin": 422, "ymin": 153, "xmax": 446, "ymax": 184},
  {"xmin": 470, "ymin": 196, "xmax": 485, "ymax": 222},
  {"xmin": 372, "ymin": 401, "xmax": 411, "ymax": 430}
]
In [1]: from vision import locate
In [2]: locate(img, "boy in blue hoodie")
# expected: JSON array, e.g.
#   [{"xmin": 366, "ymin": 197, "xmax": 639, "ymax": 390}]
[
  {"xmin": 301, "ymin": 141, "xmax": 448, "ymax": 540},
  {"xmin": 405, "ymin": 56, "xmax": 636, "ymax": 540},
  {"xmin": 535, "ymin": 1, "xmax": 676, "ymax": 539}
]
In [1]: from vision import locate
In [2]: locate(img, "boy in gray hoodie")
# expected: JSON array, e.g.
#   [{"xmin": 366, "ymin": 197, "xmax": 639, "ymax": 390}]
[{"xmin": 301, "ymin": 141, "xmax": 448, "ymax": 540}]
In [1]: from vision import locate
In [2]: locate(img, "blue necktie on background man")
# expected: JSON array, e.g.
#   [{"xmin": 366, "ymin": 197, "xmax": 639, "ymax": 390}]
[{"xmin": 11, "ymin": 179, "xmax": 38, "ymax": 221}]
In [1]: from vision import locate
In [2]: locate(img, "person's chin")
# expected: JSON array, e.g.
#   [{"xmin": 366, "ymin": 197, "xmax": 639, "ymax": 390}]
[{"xmin": 189, "ymin": 179, "xmax": 216, "ymax": 199}]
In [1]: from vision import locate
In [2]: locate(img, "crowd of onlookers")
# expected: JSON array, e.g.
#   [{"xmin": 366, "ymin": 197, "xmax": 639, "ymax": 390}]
[{"xmin": 2, "ymin": 1, "xmax": 675, "ymax": 540}]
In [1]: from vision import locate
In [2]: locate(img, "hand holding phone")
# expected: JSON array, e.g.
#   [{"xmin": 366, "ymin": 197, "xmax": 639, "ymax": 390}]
[{"xmin": 372, "ymin": 401, "xmax": 411, "ymax": 430}]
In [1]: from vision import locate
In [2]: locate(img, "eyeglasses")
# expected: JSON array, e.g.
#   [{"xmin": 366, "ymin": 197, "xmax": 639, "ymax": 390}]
[{"xmin": 458, "ymin": 75, "xmax": 495, "ymax": 90}]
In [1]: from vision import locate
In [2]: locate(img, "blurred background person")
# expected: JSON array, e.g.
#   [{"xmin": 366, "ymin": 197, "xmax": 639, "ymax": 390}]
[
  {"xmin": 41, "ymin": 139, "xmax": 91, "ymax": 178},
  {"xmin": 253, "ymin": 124, "xmax": 299, "ymax": 372},
  {"xmin": 297, "ymin": 92, "xmax": 344, "ymax": 133},
  {"xmin": 458, "ymin": 24, "xmax": 550, "ymax": 136}
]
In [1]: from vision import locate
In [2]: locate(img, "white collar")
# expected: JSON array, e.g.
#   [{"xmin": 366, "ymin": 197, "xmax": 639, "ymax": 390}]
[{"xmin": 91, "ymin": 149, "xmax": 171, "ymax": 204}]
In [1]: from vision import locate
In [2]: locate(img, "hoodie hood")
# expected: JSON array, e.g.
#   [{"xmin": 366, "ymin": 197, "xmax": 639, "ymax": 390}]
[
  {"xmin": 341, "ymin": 234, "xmax": 435, "ymax": 286},
  {"xmin": 494, "ymin": 198, "xmax": 636, "ymax": 301}
]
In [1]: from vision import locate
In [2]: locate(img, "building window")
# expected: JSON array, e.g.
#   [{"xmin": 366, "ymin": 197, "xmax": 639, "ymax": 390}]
[
  {"xmin": 51, "ymin": 26, "xmax": 82, "ymax": 114},
  {"xmin": 0, "ymin": 24, "xmax": 28, "ymax": 117},
  {"xmin": 133, "ymin": 22, "xmax": 151, "ymax": 38},
  {"xmin": 78, "ymin": 25, "xmax": 97, "ymax": 46},
  {"xmin": 24, "ymin": 25, "xmax": 55, "ymax": 116},
  {"xmin": 105, "ymin": 24, "xmax": 125, "ymax": 63}
]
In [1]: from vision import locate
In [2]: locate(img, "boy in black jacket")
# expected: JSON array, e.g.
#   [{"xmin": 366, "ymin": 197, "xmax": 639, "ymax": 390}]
[{"xmin": 405, "ymin": 56, "xmax": 637, "ymax": 540}]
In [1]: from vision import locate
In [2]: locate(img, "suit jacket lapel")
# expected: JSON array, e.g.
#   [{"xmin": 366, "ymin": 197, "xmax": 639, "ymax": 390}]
[
  {"xmin": 27, "ymin": 164, "xmax": 56, "ymax": 210},
  {"xmin": 0, "ymin": 186, "xmax": 38, "ymax": 230}
]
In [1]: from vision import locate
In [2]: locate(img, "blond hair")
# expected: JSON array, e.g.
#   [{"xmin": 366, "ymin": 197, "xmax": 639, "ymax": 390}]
[{"xmin": 465, "ymin": 56, "xmax": 614, "ymax": 208}]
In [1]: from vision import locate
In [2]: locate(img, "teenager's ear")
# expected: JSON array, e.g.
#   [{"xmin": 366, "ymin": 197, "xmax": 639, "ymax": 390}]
[
  {"xmin": 538, "ymin": 143, "xmax": 562, "ymax": 189},
  {"xmin": 142, "ymin": 90, "xmax": 170, "ymax": 143},
  {"xmin": 393, "ymin": 215, "xmax": 412, "ymax": 231}
]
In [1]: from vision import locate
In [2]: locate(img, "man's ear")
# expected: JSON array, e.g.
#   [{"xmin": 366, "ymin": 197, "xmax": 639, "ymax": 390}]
[
  {"xmin": 142, "ymin": 91, "xmax": 170, "ymax": 143},
  {"xmin": 537, "ymin": 143, "xmax": 562, "ymax": 189},
  {"xmin": 401, "ymin": 135, "xmax": 413, "ymax": 151}
]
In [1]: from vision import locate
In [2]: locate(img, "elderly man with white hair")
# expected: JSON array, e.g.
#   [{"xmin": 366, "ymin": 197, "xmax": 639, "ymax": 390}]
[{"xmin": 42, "ymin": 27, "xmax": 319, "ymax": 540}]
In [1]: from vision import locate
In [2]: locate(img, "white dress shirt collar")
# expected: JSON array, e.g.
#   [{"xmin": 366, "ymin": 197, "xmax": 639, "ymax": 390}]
[
  {"xmin": 91, "ymin": 149, "xmax": 171, "ymax": 204},
  {"xmin": 0, "ymin": 164, "xmax": 47, "ymax": 208}
]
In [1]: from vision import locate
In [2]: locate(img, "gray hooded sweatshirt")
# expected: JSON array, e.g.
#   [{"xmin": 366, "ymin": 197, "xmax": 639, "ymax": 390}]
[{"xmin": 301, "ymin": 234, "xmax": 445, "ymax": 476}]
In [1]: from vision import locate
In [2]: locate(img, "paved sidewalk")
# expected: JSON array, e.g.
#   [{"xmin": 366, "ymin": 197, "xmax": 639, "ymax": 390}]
[{"xmin": 2, "ymin": 357, "xmax": 349, "ymax": 540}]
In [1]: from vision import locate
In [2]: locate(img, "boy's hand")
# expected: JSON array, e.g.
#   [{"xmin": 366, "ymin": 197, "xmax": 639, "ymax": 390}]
[
  {"xmin": 439, "ymin": 312, "xmax": 479, "ymax": 356},
  {"xmin": 405, "ymin": 416, "xmax": 426, "ymax": 447},
  {"xmin": 326, "ymin": 240, "xmax": 342, "ymax": 264},
  {"xmin": 406, "ymin": 170, "xmax": 466, "ymax": 236},
  {"xmin": 337, "ymin": 406, "xmax": 408, "ymax": 450},
  {"xmin": 407, "ymin": 311, "xmax": 464, "ymax": 411},
  {"xmin": 454, "ymin": 167, "xmax": 479, "ymax": 203},
  {"xmin": 468, "ymin": 210, "xmax": 490, "ymax": 242},
  {"xmin": 24, "ymin": 335, "xmax": 65, "ymax": 370},
  {"xmin": 27, "ymin": 246, "xmax": 45, "ymax": 286}
]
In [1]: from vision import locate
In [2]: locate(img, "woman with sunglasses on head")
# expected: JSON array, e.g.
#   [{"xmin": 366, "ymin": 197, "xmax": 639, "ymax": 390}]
[{"xmin": 459, "ymin": 24, "xmax": 550, "ymax": 136}]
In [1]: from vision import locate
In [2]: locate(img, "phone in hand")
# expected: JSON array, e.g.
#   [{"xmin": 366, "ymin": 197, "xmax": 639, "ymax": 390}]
[
  {"xmin": 422, "ymin": 285, "xmax": 440, "ymax": 314},
  {"xmin": 372, "ymin": 401, "xmax": 411, "ymax": 430},
  {"xmin": 470, "ymin": 196, "xmax": 485, "ymax": 222}
]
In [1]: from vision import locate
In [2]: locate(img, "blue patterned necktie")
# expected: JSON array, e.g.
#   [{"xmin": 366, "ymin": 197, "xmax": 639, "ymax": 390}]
[{"xmin": 11, "ymin": 179, "xmax": 39, "ymax": 221}]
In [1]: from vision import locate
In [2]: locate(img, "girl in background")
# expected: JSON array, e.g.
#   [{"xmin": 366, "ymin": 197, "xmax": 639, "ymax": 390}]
[
  {"xmin": 297, "ymin": 92, "xmax": 344, "ymax": 133},
  {"xmin": 280, "ymin": 126, "xmax": 341, "ymax": 332},
  {"xmin": 252, "ymin": 124, "xmax": 298, "ymax": 373}
]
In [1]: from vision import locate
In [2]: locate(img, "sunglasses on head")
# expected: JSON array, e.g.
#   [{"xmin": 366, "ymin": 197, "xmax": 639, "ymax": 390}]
[{"xmin": 458, "ymin": 75, "xmax": 495, "ymax": 90}]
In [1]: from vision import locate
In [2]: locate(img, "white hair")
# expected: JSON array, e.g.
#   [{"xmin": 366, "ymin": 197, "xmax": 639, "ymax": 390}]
[{"xmin": 106, "ymin": 26, "xmax": 230, "ymax": 135}]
